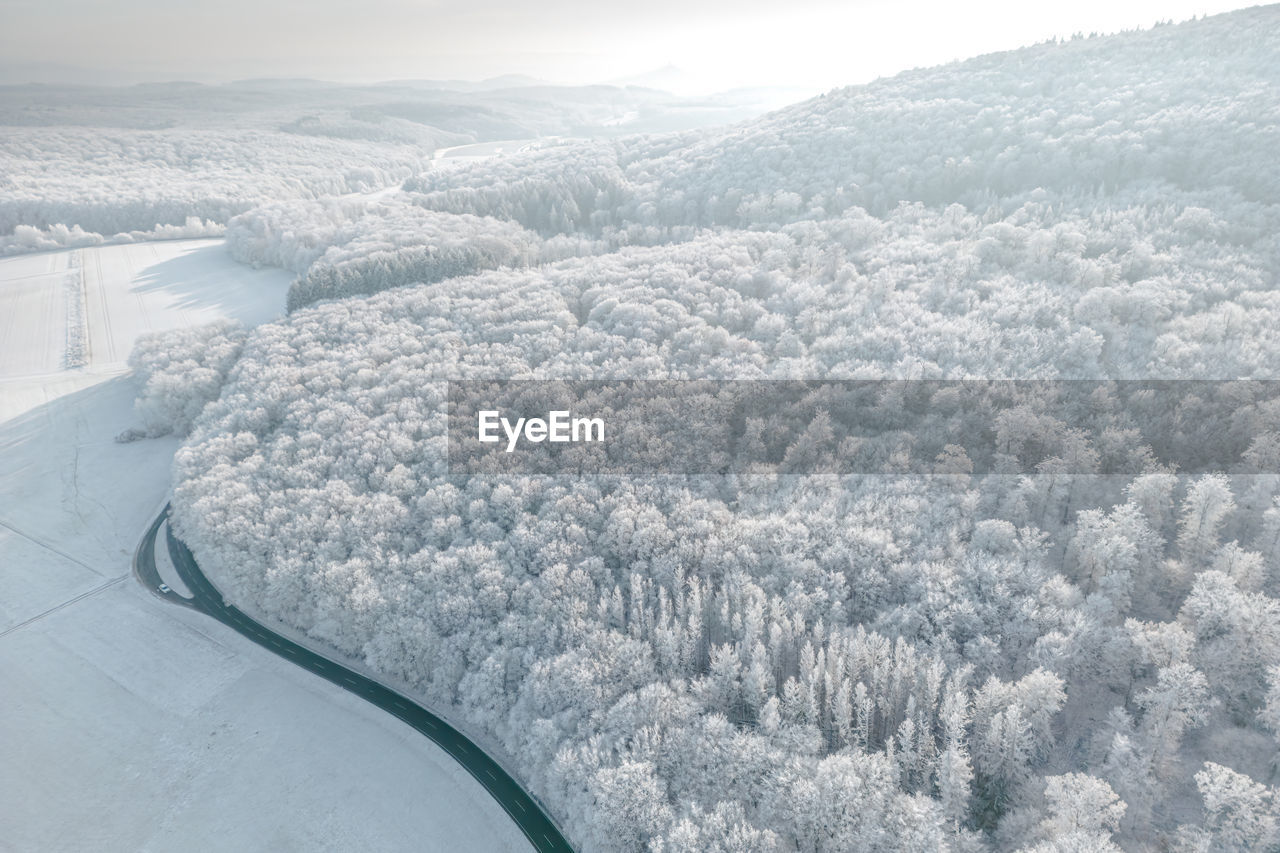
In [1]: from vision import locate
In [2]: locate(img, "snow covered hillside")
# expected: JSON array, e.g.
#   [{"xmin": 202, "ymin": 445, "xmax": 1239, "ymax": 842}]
[
  {"xmin": 156, "ymin": 7, "xmax": 1280, "ymax": 852},
  {"xmin": 0, "ymin": 128, "xmax": 429, "ymax": 251},
  {"xmin": 0, "ymin": 80, "xmax": 790, "ymax": 255}
]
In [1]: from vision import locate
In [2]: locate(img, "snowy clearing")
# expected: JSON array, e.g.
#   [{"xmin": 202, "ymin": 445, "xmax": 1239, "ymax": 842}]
[
  {"xmin": 432, "ymin": 138, "xmax": 552, "ymax": 165},
  {"xmin": 0, "ymin": 239, "xmax": 291, "ymax": 379},
  {"xmin": 78, "ymin": 240, "xmax": 290, "ymax": 369}
]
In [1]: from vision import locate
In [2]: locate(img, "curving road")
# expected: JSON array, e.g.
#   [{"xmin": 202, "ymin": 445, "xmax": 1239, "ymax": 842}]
[{"xmin": 134, "ymin": 506, "xmax": 574, "ymax": 853}]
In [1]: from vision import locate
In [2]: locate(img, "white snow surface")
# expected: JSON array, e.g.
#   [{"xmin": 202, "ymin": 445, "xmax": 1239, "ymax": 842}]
[
  {"xmin": 0, "ymin": 239, "xmax": 293, "ymax": 379},
  {"xmin": 0, "ymin": 242, "xmax": 531, "ymax": 852}
]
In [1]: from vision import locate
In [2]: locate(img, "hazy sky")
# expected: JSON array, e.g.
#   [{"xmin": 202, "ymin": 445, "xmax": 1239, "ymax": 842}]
[{"xmin": 1, "ymin": 0, "xmax": 1261, "ymax": 92}]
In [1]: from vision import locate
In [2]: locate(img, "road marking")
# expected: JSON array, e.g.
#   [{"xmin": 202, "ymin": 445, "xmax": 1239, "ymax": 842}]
[
  {"xmin": 514, "ymin": 801, "xmax": 526, "ymax": 812},
  {"xmin": 394, "ymin": 701, "xmax": 408, "ymax": 710},
  {"xmin": 486, "ymin": 769, "xmax": 497, "ymax": 780},
  {"xmin": 343, "ymin": 676, "xmax": 358, "ymax": 686}
]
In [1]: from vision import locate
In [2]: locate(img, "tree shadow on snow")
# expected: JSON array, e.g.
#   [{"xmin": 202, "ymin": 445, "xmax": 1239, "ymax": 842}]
[{"xmin": 126, "ymin": 241, "xmax": 290, "ymax": 326}]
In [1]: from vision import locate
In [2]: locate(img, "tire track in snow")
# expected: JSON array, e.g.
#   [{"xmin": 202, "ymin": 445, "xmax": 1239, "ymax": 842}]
[
  {"xmin": 63, "ymin": 250, "xmax": 88, "ymax": 369},
  {"xmin": 0, "ymin": 574, "xmax": 127, "ymax": 639},
  {"xmin": 0, "ymin": 517, "xmax": 106, "ymax": 578}
]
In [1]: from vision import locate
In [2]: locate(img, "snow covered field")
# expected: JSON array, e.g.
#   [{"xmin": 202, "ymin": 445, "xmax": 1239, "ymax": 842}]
[
  {"xmin": 0, "ymin": 252, "xmax": 70, "ymax": 377},
  {"xmin": 0, "ymin": 240, "xmax": 291, "ymax": 379},
  {"xmin": 0, "ymin": 242, "xmax": 530, "ymax": 852}
]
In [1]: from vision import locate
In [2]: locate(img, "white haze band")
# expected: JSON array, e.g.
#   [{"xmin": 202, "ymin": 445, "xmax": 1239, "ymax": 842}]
[{"xmin": 477, "ymin": 410, "xmax": 605, "ymax": 452}]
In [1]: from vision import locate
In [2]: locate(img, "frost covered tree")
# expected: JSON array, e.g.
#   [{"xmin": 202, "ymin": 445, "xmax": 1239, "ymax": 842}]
[
  {"xmin": 1036, "ymin": 773, "xmax": 1126, "ymax": 848},
  {"xmin": 118, "ymin": 320, "xmax": 247, "ymax": 440},
  {"xmin": 1183, "ymin": 763, "xmax": 1278, "ymax": 852}
]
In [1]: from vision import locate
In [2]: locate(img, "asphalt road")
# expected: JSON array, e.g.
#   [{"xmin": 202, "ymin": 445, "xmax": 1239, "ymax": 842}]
[{"xmin": 134, "ymin": 505, "xmax": 574, "ymax": 853}]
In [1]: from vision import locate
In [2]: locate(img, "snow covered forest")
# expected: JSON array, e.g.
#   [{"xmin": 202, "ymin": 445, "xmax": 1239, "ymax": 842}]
[
  {"xmin": 0, "ymin": 79, "xmax": 775, "ymax": 256},
  {"xmin": 108, "ymin": 7, "xmax": 1280, "ymax": 851}
]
